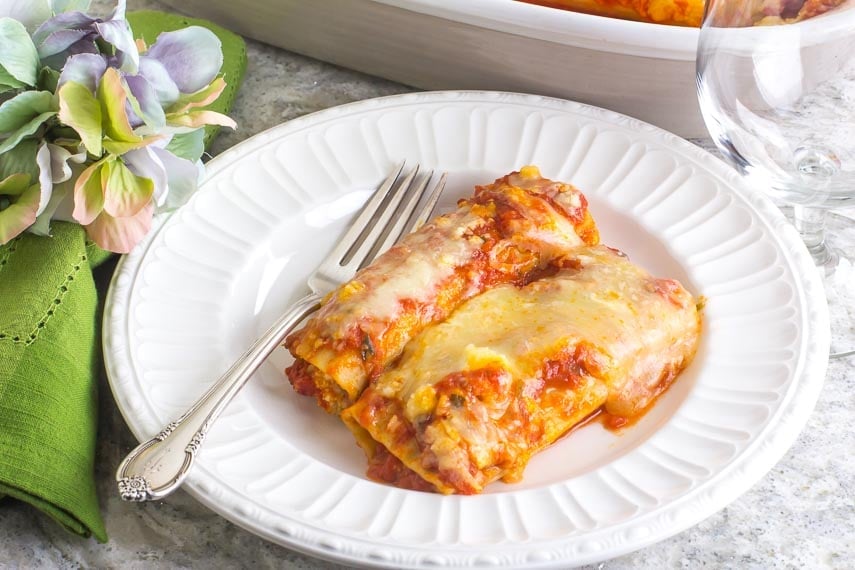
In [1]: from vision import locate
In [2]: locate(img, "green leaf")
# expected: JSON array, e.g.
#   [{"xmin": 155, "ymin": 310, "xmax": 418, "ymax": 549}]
[
  {"xmin": 165, "ymin": 129, "xmax": 205, "ymax": 162},
  {"xmin": 0, "ymin": 18, "xmax": 40, "ymax": 87},
  {"xmin": 0, "ymin": 90, "xmax": 55, "ymax": 133},
  {"xmin": 102, "ymin": 157, "xmax": 154, "ymax": 218},
  {"xmin": 0, "ymin": 138, "xmax": 39, "ymax": 180},
  {"xmin": 57, "ymin": 80, "xmax": 102, "ymax": 156},
  {"xmin": 0, "ymin": 71, "xmax": 26, "ymax": 91},
  {"xmin": 97, "ymin": 67, "xmax": 138, "ymax": 143},
  {"xmin": 0, "ymin": 111, "xmax": 55, "ymax": 154}
]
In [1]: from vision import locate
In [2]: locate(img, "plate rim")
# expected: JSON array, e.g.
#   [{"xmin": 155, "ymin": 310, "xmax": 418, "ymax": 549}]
[{"xmin": 103, "ymin": 90, "xmax": 830, "ymax": 568}]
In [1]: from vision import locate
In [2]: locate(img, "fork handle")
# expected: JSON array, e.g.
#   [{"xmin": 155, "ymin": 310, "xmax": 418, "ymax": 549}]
[{"xmin": 116, "ymin": 292, "xmax": 323, "ymax": 502}]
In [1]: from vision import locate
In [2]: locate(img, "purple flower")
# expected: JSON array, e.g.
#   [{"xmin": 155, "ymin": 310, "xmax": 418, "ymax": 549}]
[
  {"xmin": 32, "ymin": 0, "xmax": 138, "ymax": 72},
  {"xmin": 144, "ymin": 27, "xmax": 223, "ymax": 94},
  {"xmin": 1, "ymin": 0, "xmax": 237, "ymax": 253},
  {"xmin": 56, "ymin": 25, "xmax": 231, "ymax": 132}
]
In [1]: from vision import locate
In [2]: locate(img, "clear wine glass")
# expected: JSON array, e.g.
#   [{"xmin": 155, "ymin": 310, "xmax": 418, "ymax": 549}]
[{"xmin": 696, "ymin": 0, "xmax": 855, "ymax": 358}]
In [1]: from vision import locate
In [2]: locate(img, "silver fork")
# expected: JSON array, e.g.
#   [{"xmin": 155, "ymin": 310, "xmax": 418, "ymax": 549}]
[{"xmin": 116, "ymin": 162, "xmax": 447, "ymax": 502}]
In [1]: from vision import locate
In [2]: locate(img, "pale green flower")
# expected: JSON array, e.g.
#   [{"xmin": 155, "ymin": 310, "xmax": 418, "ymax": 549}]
[
  {"xmin": 0, "ymin": 172, "xmax": 39, "ymax": 244},
  {"xmin": 0, "ymin": 0, "xmax": 236, "ymax": 252}
]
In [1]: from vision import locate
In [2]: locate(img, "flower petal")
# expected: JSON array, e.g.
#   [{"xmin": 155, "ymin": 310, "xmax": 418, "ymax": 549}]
[
  {"xmin": 124, "ymin": 100, "xmax": 143, "ymax": 130},
  {"xmin": 146, "ymin": 27, "xmax": 223, "ymax": 93},
  {"xmin": 102, "ymin": 134, "xmax": 162, "ymax": 156},
  {"xmin": 50, "ymin": 0, "xmax": 93, "ymax": 14},
  {"xmin": 33, "ymin": 10, "xmax": 97, "ymax": 44},
  {"xmin": 137, "ymin": 56, "xmax": 179, "ymax": 107},
  {"xmin": 150, "ymin": 146, "xmax": 200, "ymax": 211},
  {"xmin": 98, "ymin": 67, "xmax": 140, "ymax": 144},
  {"xmin": 72, "ymin": 158, "xmax": 105, "ymax": 224},
  {"xmin": 167, "ymin": 110, "xmax": 236, "ymax": 130},
  {"xmin": 102, "ymin": 157, "xmax": 154, "ymax": 218},
  {"xmin": 39, "ymin": 37, "xmax": 98, "ymax": 71},
  {"xmin": 125, "ymin": 74, "xmax": 166, "ymax": 129},
  {"xmin": 34, "ymin": 142, "xmax": 53, "ymax": 216},
  {"xmin": 57, "ymin": 52, "xmax": 106, "ymax": 92},
  {"xmin": 0, "ymin": 90, "xmax": 54, "ymax": 133},
  {"xmin": 0, "ymin": 18, "xmax": 40, "ymax": 86},
  {"xmin": 46, "ymin": 142, "xmax": 86, "ymax": 184},
  {"xmin": 58, "ymin": 80, "xmax": 102, "ymax": 155},
  {"xmin": 0, "ymin": 183, "xmax": 39, "ymax": 244},
  {"xmin": 95, "ymin": 19, "xmax": 138, "ymax": 74},
  {"xmin": 28, "ymin": 176, "xmax": 71, "ymax": 236},
  {"xmin": 122, "ymin": 147, "xmax": 167, "ymax": 206},
  {"xmin": 36, "ymin": 28, "xmax": 91, "ymax": 59},
  {"xmin": 85, "ymin": 201, "xmax": 152, "ymax": 253},
  {"xmin": 32, "ymin": 11, "xmax": 95, "ymax": 46},
  {"xmin": 134, "ymin": 124, "xmax": 197, "ymax": 137},
  {"xmin": 28, "ymin": 150, "xmax": 79, "ymax": 236},
  {"xmin": 109, "ymin": 0, "xmax": 127, "ymax": 20},
  {"xmin": 167, "ymin": 77, "xmax": 227, "ymax": 115},
  {"xmin": 0, "ymin": 0, "xmax": 51, "ymax": 32}
]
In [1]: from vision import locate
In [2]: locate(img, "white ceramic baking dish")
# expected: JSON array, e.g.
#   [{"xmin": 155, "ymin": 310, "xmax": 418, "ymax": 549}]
[{"xmin": 160, "ymin": 0, "xmax": 704, "ymax": 136}]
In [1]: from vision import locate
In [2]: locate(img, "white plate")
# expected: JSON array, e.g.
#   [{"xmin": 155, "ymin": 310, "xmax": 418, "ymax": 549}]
[{"xmin": 104, "ymin": 91, "xmax": 829, "ymax": 568}]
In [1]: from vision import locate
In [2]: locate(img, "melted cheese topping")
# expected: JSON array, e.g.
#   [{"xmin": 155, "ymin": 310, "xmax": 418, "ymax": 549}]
[
  {"xmin": 379, "ymin": 246, "xmax": 698, "ymax": 421},
  {"xmin": 286, "ymin": 166, "xmax": 599, "ymax": 410},
  {"xmin": 323, "ymin": 209, "xmax": 486, "ymax": 325},
  {"xmin": 318, "ymin": 166, "xmax": 589, "ymax": 329},
  {"xmin": 346, "ymin": 245, "xmax": 701, "ymax": 493}
]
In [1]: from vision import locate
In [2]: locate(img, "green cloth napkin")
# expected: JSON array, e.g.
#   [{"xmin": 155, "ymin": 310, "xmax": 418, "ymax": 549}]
[{"xmin": 0, "ymin": 11, "xmax": 246, "ymax": 542}]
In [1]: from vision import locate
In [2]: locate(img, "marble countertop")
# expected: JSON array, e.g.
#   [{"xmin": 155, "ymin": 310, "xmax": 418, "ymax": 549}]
[{"xmin": 1, "ymin": 1, "xmax": 853, "ymax": 568}]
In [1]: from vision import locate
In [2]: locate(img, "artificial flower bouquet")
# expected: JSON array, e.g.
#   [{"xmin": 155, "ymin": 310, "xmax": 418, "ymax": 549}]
[{"xmin": 0, "ymin": 0, "xmax": 235, "ymax": 253}]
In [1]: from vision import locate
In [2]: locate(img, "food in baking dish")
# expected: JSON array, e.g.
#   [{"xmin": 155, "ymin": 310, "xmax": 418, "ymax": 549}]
[
  {"xmin": 518, "ymin": 0, "xmax": 703, "ymax": 26},
  {"xmin": 519, "ymin": 0, "xmax": 846, "ymax": 26},
  {"xmin": 341, "ymin": 245, "xmax": 703, "ymax": 494},
  {"xmin": 285, "ymin": 166, "xmax": 599, "ymax": 414}
]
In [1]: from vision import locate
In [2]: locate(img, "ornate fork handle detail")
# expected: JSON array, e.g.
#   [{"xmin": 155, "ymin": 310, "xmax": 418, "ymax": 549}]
[{"xmin": 116, "ymin": 293, "xmax": 322, "ymax": 502}]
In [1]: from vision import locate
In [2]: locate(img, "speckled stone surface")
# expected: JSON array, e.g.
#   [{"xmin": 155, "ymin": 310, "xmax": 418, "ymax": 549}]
[{"xmin": 1, "ymin": 1, "xmax": 853, "ymax": 568}]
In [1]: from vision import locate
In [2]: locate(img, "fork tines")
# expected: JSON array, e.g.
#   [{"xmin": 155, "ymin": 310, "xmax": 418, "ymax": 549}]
[{"xmin": 339, "ymin": 163, "xmax": 446, "ymax": 270}]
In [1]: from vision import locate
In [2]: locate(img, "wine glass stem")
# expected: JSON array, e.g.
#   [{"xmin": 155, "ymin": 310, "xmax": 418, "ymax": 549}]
[{"xmin": 792, "ymin": 205, "xmax": 833, "ymax": 268}]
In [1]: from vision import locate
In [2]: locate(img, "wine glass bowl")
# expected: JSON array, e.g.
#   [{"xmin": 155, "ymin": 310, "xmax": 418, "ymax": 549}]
[{"xmin": 696, "ymin": 0, "xmax": 855, "ymax": 357}]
